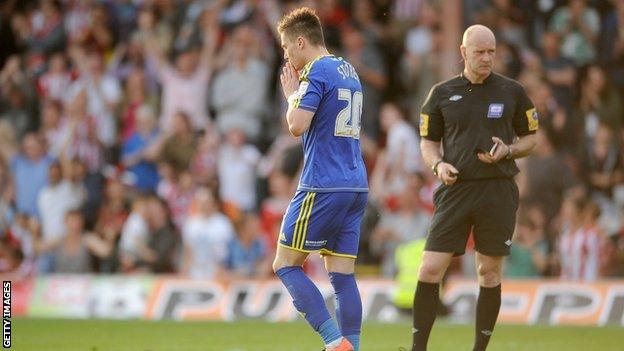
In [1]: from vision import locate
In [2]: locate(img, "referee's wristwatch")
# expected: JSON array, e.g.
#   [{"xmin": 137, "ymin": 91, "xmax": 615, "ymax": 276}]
[
  {"xmin": 432, "ymin": 159, "xmax": 443, "ymax": 176},
  {"xmin": 505, "ymin": 145, "xmax": 514, "ymax": 160}
]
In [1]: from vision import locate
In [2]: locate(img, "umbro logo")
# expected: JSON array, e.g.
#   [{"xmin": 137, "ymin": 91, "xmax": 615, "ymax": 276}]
[
  {"xmin": 505, "ymin": 240, "xmax": 512, "ymax": 246},
  {"xmin": 412, "ymin": 328, "xmax": 419, "ymax": 334},
  {"xmin": 481, "ymin": 330, "xmax": 493, "ymax": 336},
  {"xmin": 449, "ymin": 95, "xmax": 463, "ymax": 101}
]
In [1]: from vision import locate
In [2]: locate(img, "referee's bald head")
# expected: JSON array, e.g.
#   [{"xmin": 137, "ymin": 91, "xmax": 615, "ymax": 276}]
[
  {"xmin": 460, "ymin": 24, "xmax": 496, "ymax": 81},
  {"xmin": 462, "ymin": 24, "xmax": 496, "ymax": 48}
]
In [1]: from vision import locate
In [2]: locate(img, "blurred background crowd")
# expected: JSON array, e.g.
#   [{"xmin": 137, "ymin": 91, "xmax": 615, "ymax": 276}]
[{"xmin": 0, "ymin": 0, "xmax": 622, "ymax": 282}]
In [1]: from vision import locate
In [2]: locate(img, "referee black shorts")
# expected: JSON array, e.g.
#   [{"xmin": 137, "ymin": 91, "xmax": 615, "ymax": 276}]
[{"xmin": 425, "ymin": 178, "xmax": 519, "ymax": 257}]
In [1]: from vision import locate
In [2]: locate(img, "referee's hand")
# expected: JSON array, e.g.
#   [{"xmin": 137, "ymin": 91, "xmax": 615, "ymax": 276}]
[
  {"xmin": 437, "ymin": 162, "xmax": 459, "ymax": 186},
  {"xmin": 477, "ymin": 136, "xmax": 508, "ymax": 164}
]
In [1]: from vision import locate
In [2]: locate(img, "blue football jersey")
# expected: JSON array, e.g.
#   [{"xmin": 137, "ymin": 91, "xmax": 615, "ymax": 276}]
[{"xmin": 293, "ymin": 55, "xmax": 368, "ymax": 192}]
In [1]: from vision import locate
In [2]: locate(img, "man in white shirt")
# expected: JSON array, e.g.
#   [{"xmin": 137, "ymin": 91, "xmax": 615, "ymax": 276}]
[
  {"xmin": 37, "ymin": 161, "xmax": 86, "ymax": 272},
  {"xmin": 182, "ymin": 187, "xmax": 234, "ymax": 279},
  {"xmin": 119, "ymin": 194, "xmax": 150, "ymax": 271},
  {"xmin": 68, "ymin": 51, "xmax": 121, "ymax": 147},
  {"xmin": 371, "ymin": 103, "xmax": 423, "ymax": 198},
  {"xmin": 211, "ymin": 25, "xmax": 269, "ymax": 140},
  {"xmin": 382, "ymin": 102, "xmax": 422, "ymax": 173},
  {"xmin": 217, "ymin": 128, "xmax": 261, "ymax": 211}
]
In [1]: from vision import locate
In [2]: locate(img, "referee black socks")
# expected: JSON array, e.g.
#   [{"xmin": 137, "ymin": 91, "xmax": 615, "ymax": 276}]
[
  {"xmin": 473, "ymin": 284, "xmax": 502, "ymax": 351},
  {"xmin": 411, "ymin": 281, "xmax": 439, "ymax": 351}
]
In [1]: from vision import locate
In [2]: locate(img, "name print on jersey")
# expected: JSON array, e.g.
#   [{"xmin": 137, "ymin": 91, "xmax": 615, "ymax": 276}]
[{"xmin": 337, "ymin": 62, "xmax": 360, "ymax": 81}]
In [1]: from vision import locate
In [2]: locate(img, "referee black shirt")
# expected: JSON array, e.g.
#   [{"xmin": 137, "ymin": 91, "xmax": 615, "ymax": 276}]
[{"xmin": 419, "ymin": 72, "xmax": 538, "ymax": 181}]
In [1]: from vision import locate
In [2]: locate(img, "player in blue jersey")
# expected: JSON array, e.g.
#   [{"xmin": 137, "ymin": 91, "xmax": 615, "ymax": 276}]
[{"xmin": 272, "ymin": 7, "xmax": 368, "ymax": 351}]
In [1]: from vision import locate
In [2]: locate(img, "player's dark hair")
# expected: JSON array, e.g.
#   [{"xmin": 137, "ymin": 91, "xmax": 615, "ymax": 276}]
[{"xmin": 277, "ymin": 7, "xmax": 325, "ymax": 46}]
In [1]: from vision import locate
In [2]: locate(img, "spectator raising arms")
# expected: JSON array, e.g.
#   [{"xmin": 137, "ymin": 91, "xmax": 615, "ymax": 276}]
[{"xmin": 145, "ymin": 7, "xmax": 218, "ymax": 131}]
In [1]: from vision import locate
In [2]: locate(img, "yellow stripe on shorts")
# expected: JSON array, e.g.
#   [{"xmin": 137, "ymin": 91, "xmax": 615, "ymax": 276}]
[
  {"xmin": 293, "ymin": 193, "xmax": 313, "ymax": 249},
  {"xmin": 297, "ymin": 192, "xmax": 316, "ymax": 249}
]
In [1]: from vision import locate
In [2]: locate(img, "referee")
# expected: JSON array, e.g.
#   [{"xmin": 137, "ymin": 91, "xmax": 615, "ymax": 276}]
[{"xmin": 412, "ymin": 25, "xmax": 537, "ymax": 351}]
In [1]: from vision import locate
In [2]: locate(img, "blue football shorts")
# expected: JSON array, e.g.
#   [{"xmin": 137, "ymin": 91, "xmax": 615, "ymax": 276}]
[{"xmin": 278, "ymin": 191, "xmax": 368, "ymax": 258}]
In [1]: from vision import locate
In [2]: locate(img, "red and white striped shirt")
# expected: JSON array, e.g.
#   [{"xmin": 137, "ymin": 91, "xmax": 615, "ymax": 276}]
[{"xmin": 558, "ymin": 224, "xmax": 602, "ymax": 281}]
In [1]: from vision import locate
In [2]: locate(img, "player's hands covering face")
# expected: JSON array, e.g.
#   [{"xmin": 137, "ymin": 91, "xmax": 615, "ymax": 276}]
[{"xmin": 280, "ymin": 62, "xmax": 300, "ymax": 99}]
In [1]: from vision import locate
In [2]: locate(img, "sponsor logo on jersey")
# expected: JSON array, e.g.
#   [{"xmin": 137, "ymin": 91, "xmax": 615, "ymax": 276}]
[{"xmin": 449, "ymin": 95, "xmax": 463, "ymax": 101}]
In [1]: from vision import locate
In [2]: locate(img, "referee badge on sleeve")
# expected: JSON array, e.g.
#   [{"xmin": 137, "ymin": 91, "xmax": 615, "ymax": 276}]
[
  {"xmin": 419, "ymin": 114, "xmax": 429, "ymax": 136},
  {"xmin": 525, "ymin": 108, "xmax": 539, "ymax": 131}
]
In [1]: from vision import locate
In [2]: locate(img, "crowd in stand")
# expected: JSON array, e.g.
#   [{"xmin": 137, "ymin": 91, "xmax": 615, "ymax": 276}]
[{"xmin": 0, "ymin": 0, "xmax": 622, "ymax": 282}]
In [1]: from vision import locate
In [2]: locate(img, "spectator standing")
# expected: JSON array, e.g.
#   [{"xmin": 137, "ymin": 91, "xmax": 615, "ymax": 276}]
[
  {"xmin": 549, "ymin": 0, "xmax": 600, "ymax": 66},
  {"xmin": 582, "ymin": 122, "xmax": 623, "ymax": 198},
  {"xmin": 218, "ymin": 128, "xmax": 261, "ymax": 212},
  {"xmin": 10, "ymin": 133, "xmax": 53, "ymax": 217},
  {"xmin": 146, "ymin": 17, "xmax": 216, "ymax": 131},
  {"xmin": 340, "ymin": 22, "xmax": 387, "ymax": 139},
  {"xmin": 54, "ymin": 210, "xmax": 111, "ymax": 273},
  {"xmin": 148, "ymin": 111, "xmax": 197, "ymax": 174},
  {"xmin": 118, "ymin": 194, "xmax": 149, "ymax": 272},
  {"xmin": 0, "ymin": 55, "xmax": 36, "ymax": 140},
  {"xmin": 17, "ymin": 0, "xmax": 66, "ymax": 67},
  {"xmin": 117, "ymin": 68, "xmax": 158, "ymax": 143},
  {"xmin": 121, "ymin": 105, "xmax": 160, "ymax": 192},
  {"xmin": 540, "ymin": 31, "xmax": 576, "ymax": 112},
  {"xmin": 68, "ymin": 51, "xmax": 121, "ymax": 148},
  {"xmin": 226, "ymin": 214, "xmax": 269, "ymax": 278},
  {"xmin": 182, "ymin": 187, "xmax": 234, "ymax": 279},
  {"xmin": 557, "ymin": 196, "xmax": 604, "ymax": 281},
  {"xmin": 143, "ymin": 196, "xmax": 177, "ymax": 273},
  {"xmin": 38, "ymin": 100, "xmax": 65, "ymax": 157},
  {"xmin": 577, "ymin": 65, "xmax": 623, "ymax": 136},
  {"xmin": 371, "ymin": 103, "xmax": 422, "ymax": 198},
  {"xmin": 59, "ymin": 90, "xmax": 104, "ymax": 174},
  {"xmin": 37, "ymin": 52, "xmax": 72, "ymax": 102},
  {"xmin": 190, "ymin": 128, "xmax": 220, "ymax": 189},
  {"xmin": 36, "ymin": 161, "xmax": 85, "ymax": 272},
  {"xmin": 211, "ymin": 24, "xmax": 270, "ymax": 140},
  {"xmin": 94, "ymin": 178, "xmax": 129, "ymax": 273}
]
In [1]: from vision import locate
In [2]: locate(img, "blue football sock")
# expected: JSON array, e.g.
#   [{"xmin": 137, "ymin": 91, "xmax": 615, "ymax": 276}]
[
  {"xmin": 276, "ymin": 266, "xmax": 342, "ymax": 345},
  {"xmin": 345, "ymin": 334, "xmax": 360, "ymax": 351},
  {"xmin": 329, "ymin": 272, "xmax": 362, "ymax": 351}
]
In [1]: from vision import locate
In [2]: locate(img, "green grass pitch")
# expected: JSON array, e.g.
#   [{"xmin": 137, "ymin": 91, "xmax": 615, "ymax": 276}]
[{"xmin": 13, "ymin": 318, "xmax": 622, "ymax": 351}]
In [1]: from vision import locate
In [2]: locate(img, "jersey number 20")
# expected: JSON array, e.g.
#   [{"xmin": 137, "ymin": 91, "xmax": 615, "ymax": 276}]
[{"xmin": 335, "ymin": 88, "xmax": 363, "ymax": 139}]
